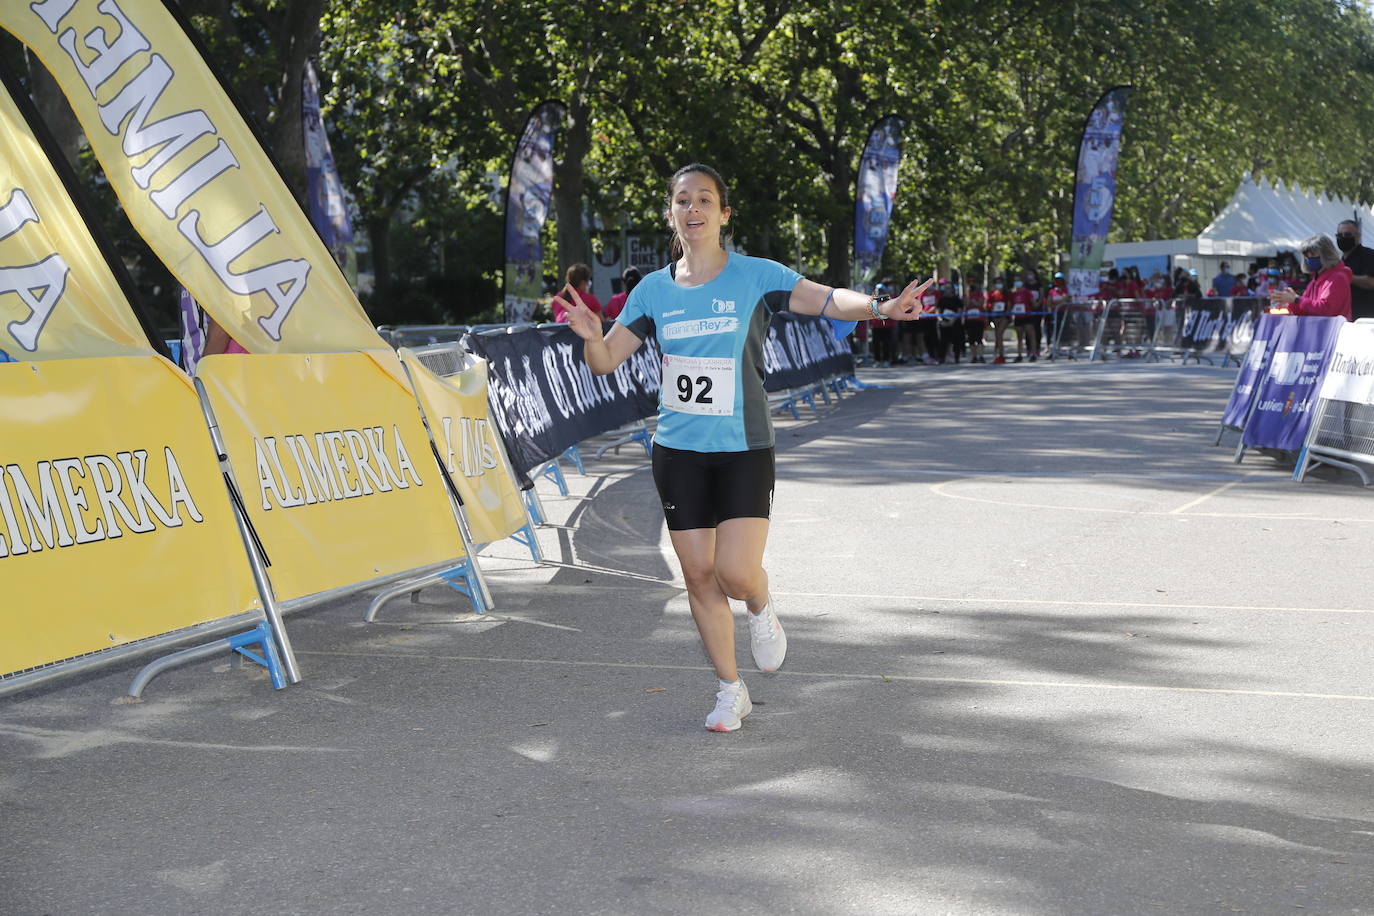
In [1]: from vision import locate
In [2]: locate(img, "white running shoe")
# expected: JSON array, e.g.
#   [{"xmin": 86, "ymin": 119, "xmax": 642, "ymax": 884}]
[
  {"xmin": 748, "ymin": 599, "xmax": 787, "ymax": 672},
  {"xmin": 704, "ymin": 679, "xmax": 752, "ymax": 732}
]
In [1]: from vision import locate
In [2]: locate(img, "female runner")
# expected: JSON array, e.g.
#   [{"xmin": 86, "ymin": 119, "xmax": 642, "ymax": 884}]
[{"xmin": 562, "ymin": 163, "xmax": 931, "ymax": 731}]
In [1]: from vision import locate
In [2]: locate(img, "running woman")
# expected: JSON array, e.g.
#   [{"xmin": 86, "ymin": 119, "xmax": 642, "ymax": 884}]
[{"xmin": 563, "ymin": 163, "xmax": 932, "ymax": 732}]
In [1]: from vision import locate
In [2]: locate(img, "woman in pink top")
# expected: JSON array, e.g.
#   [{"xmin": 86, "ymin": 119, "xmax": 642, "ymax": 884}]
[
  {"xmin": 551, "ymin": 262, "xmax": 603, "ymax": 322},
  {"xmin": 1269, "ymin": 235, "xmax": 1353, "ymax": 321},
  {"xmin": 603, "ymin": 267, "xmax": 641, "ymax": 320}
]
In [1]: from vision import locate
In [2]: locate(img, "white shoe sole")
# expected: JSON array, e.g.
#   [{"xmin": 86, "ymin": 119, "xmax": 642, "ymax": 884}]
[{"xmin": 705, "ymin": 699, "xmax": 753, "ymax": 732}]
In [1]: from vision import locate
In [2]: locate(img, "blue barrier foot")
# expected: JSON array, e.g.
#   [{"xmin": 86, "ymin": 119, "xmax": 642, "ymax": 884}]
[
  {"xmin": 561, "ymin": 445, "xmax": 586, "ymax": 475},
  {"xmin": 510, "ymin": 522, "xmax": 542, "ymax": 562},
  {"xmin": 229, "ymin": 622, "xmax": 287, "ymax": 689},
  {"xmin": 439, "ymin": 561, "xmax": 487, "ymax": 613},
  {"xmin": 541, "ymin": 460, "xmax": 570, "ymax": 496}
]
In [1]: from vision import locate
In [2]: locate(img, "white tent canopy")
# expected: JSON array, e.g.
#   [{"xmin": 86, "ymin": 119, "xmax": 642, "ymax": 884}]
[{"xmin": 1104, "ymin": 174, "xmax": 1374, "ymax": 262}]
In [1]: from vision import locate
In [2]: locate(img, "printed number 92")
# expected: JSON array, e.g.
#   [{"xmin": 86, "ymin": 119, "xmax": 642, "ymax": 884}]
[{"xmin": 676, "ymin": 374, "xmax": 713, "ymax": 404}]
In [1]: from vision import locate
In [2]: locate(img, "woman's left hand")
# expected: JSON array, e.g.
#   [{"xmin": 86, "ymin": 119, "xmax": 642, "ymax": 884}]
[
  {"xmin": 1268, "ymin": 287, "xmax": 1298, "ymax": 306},
  {"xmin": 886, "ymin": 277, "xmax": 937, "ymax": 320}
]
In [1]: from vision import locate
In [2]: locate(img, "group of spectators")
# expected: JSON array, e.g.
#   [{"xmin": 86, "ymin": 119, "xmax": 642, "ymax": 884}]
[
  {"xmin": 864, "ymin": 271, "xmax": 1071, "ymax": 366},
  {"xmin": 546, "ymin": 217, "xmax": 1374, "ymax": 367}
]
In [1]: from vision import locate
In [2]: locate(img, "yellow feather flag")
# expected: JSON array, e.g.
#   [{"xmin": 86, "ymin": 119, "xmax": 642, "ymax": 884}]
[
  {"xmin": 0, "ymin": 64, "xmax": 153, "ymax": 360},
  {"xmin": 2, "ymin": 0, "xmax": 385, "ymax": 354}
]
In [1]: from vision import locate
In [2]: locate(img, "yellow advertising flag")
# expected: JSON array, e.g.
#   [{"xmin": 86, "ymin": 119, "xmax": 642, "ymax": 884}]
[
  {"xmin": 400, "ymin": 350, "xmax": 530, "ymax": 546},
  {"xmin": 0, "ymin": 355, "xmax": 261, "ymax": 676},
  {"xmin": 0, "ymin": 0, "xmax": 384, "ymax": 354},
  {"xmin": 0, "ymin": 69, "xmax": 152, "ymax": 360},
  {"xmin": 196, "ymin": 350, "xmax": 466, "ymax": 603}
]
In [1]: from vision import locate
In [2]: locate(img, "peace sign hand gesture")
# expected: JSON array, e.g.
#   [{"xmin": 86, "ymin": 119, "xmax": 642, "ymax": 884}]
[
  {"xmin": 884, "ymin": 277, "xmax": 937, "ymax": 320},
  {"xmin": 561, "ymin": 285, "xmax": 603, "ymax": 342}
]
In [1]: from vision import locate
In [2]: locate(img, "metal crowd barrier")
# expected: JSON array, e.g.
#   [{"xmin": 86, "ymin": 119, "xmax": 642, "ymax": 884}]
[{"xmin": 1295, "ymin": 399, "xmax": 1374, "ymax": 485}]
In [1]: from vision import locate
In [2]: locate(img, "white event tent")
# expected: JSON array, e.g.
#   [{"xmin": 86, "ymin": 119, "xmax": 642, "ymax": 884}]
[{"xmin": 1102, "ymin": 174, "xmax": 1374, "ymax": 290}]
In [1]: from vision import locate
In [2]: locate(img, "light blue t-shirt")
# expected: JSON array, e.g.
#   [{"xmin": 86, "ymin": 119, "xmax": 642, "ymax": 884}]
[{"xmin": 617, "ymin": 253, "xmax": 802, "ymax": 452}]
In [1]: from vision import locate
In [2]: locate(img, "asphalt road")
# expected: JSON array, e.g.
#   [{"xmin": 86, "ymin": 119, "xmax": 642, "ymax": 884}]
[{"xmin": 3, "ymin": 361, "xmax": 1372, "ymax": 915}]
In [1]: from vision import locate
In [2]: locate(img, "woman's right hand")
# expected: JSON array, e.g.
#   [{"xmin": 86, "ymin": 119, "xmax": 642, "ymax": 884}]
[
  {"xmin": 1268, "ymin": 287, "xmax": 1297, "ymax": 306},
  {"xmin": 561, "ymin": 285, "xmax": 603, "ymax": 342}
]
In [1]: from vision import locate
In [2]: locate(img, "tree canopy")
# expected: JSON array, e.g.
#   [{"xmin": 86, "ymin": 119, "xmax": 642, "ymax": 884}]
[{"xmin": 6, "ymin": 0, "xmax": 1374, "ymax": 325}]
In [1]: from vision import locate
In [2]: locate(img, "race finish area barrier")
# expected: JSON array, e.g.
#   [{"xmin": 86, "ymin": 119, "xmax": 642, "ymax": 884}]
[
  {"xmin": 1169, "ymin": 297, "xmax": 1265, "ymax": 366},
  {"xmin": 379, "ymin": 347, "xmax": 545, "ymax": 618},
  {"xmin": 195, "ymin": 350, "xmax": 479, "ymax": 622},
  {"xmin": 1215, "ymin": 312, "xmax": 1282, "ymax": 455},
  {"xmin": 0, "ymin": 356, "xmax": 296, "ymax": 698},
  {"xmin": 462, "ymin": 323, "xmax": 663, "ymax": 485},
  {"xmin": 1235, "ymin": 315, "xmax": 1344, "ymax": 462},
  {"xmin": 1295, "ymin": 319, "xmax": 1374, "ymax": 485}
]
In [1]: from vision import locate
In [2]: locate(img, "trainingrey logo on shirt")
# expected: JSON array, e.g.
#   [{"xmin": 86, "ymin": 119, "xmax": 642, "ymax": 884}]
[
  {"xmin": 711, "ymin": 298, "xmax": 736, "ymax": 314},
  {"xmin": 662, "ymin": 317, "xmax": 739, "ymax": 340}
]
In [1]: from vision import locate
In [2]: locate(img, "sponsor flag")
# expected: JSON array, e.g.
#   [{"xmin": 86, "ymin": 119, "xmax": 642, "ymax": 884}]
[
  {"xmin": 0, "ymin": 57, "xmax": 159, "ymax": 360},
  {"xmin": 302, "ymin": 60, "xmax": 356, "ymax": 288},
  {"xmin": 844, "ymin": 115, "xmax": 903, "ymax": 341},
  {"xmin": 853, "ymin": 115, "xmax": 902, "ymax": 291},
  {"xmin": 1069, "ymin": 87, "xmax": 1131, "ymax": 298},
  {"xmin": 1, "ymin": 0, "xmax": 384, "ymax": 353},
  {"xmin": 503, "ymin": 101, "xmax": 562, "ymax": 324}
]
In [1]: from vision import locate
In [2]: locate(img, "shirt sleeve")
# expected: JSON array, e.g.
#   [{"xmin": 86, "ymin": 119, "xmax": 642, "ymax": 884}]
[
  {"xmin": 615, "ymin": 280, "xmax": 656, "ymax": 340},
  {"xmin": 759, "ymin": 258, "xmax": 804, "ymax": 314}
]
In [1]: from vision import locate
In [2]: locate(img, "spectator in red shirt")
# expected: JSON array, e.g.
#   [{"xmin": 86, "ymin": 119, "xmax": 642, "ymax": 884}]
[
  {"xmin": 987, "ymin": 281, "xmax": 1011, "ymax": 363},
  {"xmin": 1117, "ymin": 267, "xmax": 1143, "ymax": 300},
  {"xmin": 604, "ymin": 267, "xmax": 641, "ymax": 321},
  {"xmin": 1269, "ymin": 234, "xmax": 1353, "ymax": 320},
  {"xmin": 552, "ymin": 263, "xmax": 603, "ymax": 322}
]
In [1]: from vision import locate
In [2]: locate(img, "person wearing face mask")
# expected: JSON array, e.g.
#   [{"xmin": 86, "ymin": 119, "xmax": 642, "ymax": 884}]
[
  {"xmin": 1335, "ymin": 220, "xmax": 1374, "ymax": 320},
  {"xmin": 1212, "ymin": 262, "xmax": 1237, "ymax": 297},
  {"xmin": 1268, "ymin": 235, "xmax": 1352, "ymax": 320}
]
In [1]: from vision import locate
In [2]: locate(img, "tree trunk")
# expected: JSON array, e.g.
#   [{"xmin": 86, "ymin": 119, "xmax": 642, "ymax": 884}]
[
  {"xmin": 823, "ymin": 145, "xmax": 854, "ymax": 286},
  {"xmin": 553, "ymin": 96, "xmax": 593, "ymax": 274},
  {"xmin": 367, "ymin": 213, "xmax": 392, "ymax": 315},
  {"xmin": 269, "ymin": 0, "xmax": 325, "ymax": 206},
  {"xmin": 934, "ymin": 232, "xmax": 952, "ymax": 283}
]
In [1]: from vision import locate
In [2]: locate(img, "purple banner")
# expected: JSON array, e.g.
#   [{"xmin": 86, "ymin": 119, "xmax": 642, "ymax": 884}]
[
  {"xmin": 504, "ymin": 101, "xmax": 563, "ymax": 324},
  {"xmin": 853, "ymin": 116, "xmax": 902, "ymax": 291},
  {"xmin": 1069, "ymin": 87, "xmax": 1131, "ymax": 298},
  {"xmin": 302, "ymin": 61, "xmax": 356, "ymax": 285},
  {"xmin": 1242, "ymin": 316, "xmax": 1345, "ymax": 450},
  {"xmin": 1220, "ymin": 313, "xmax": 1282, "ymax": 429}
]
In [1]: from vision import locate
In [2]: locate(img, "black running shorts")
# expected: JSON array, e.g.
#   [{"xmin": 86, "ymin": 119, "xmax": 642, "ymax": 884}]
[{"xmin": 651, "ymin": 443, "xmax": 775, "ymax": 531}]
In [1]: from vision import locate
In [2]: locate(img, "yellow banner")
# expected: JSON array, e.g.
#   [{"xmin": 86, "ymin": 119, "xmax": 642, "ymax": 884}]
[
  {"xmin": 399, "ymin": 350, "xmax": 529, "ymax": 546},
  {"xmin": 0, "ymin": 72, "xmax": 151, "ymax": 359},
  {"xmin": 1, "ymin": 1, "xmax": 383, "ymax": 354},
  {"xmin": 196, "ymin": 350, "xmax": 465, "ymax": 603},
  {"xmin": 1, "ymin": 355, "xmax": 260, "ymax": 676}
]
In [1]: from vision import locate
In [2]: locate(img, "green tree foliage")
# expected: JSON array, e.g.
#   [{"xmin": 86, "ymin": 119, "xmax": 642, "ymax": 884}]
[{"xmin": 6, "ymin": 0, "xmax": 1374, "ymax": 324}]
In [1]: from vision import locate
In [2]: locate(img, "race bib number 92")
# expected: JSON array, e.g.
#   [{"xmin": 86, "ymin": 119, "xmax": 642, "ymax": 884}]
[{"xmin": 662, "ymin": 354, "xmax": 735, "ymax": 416}]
